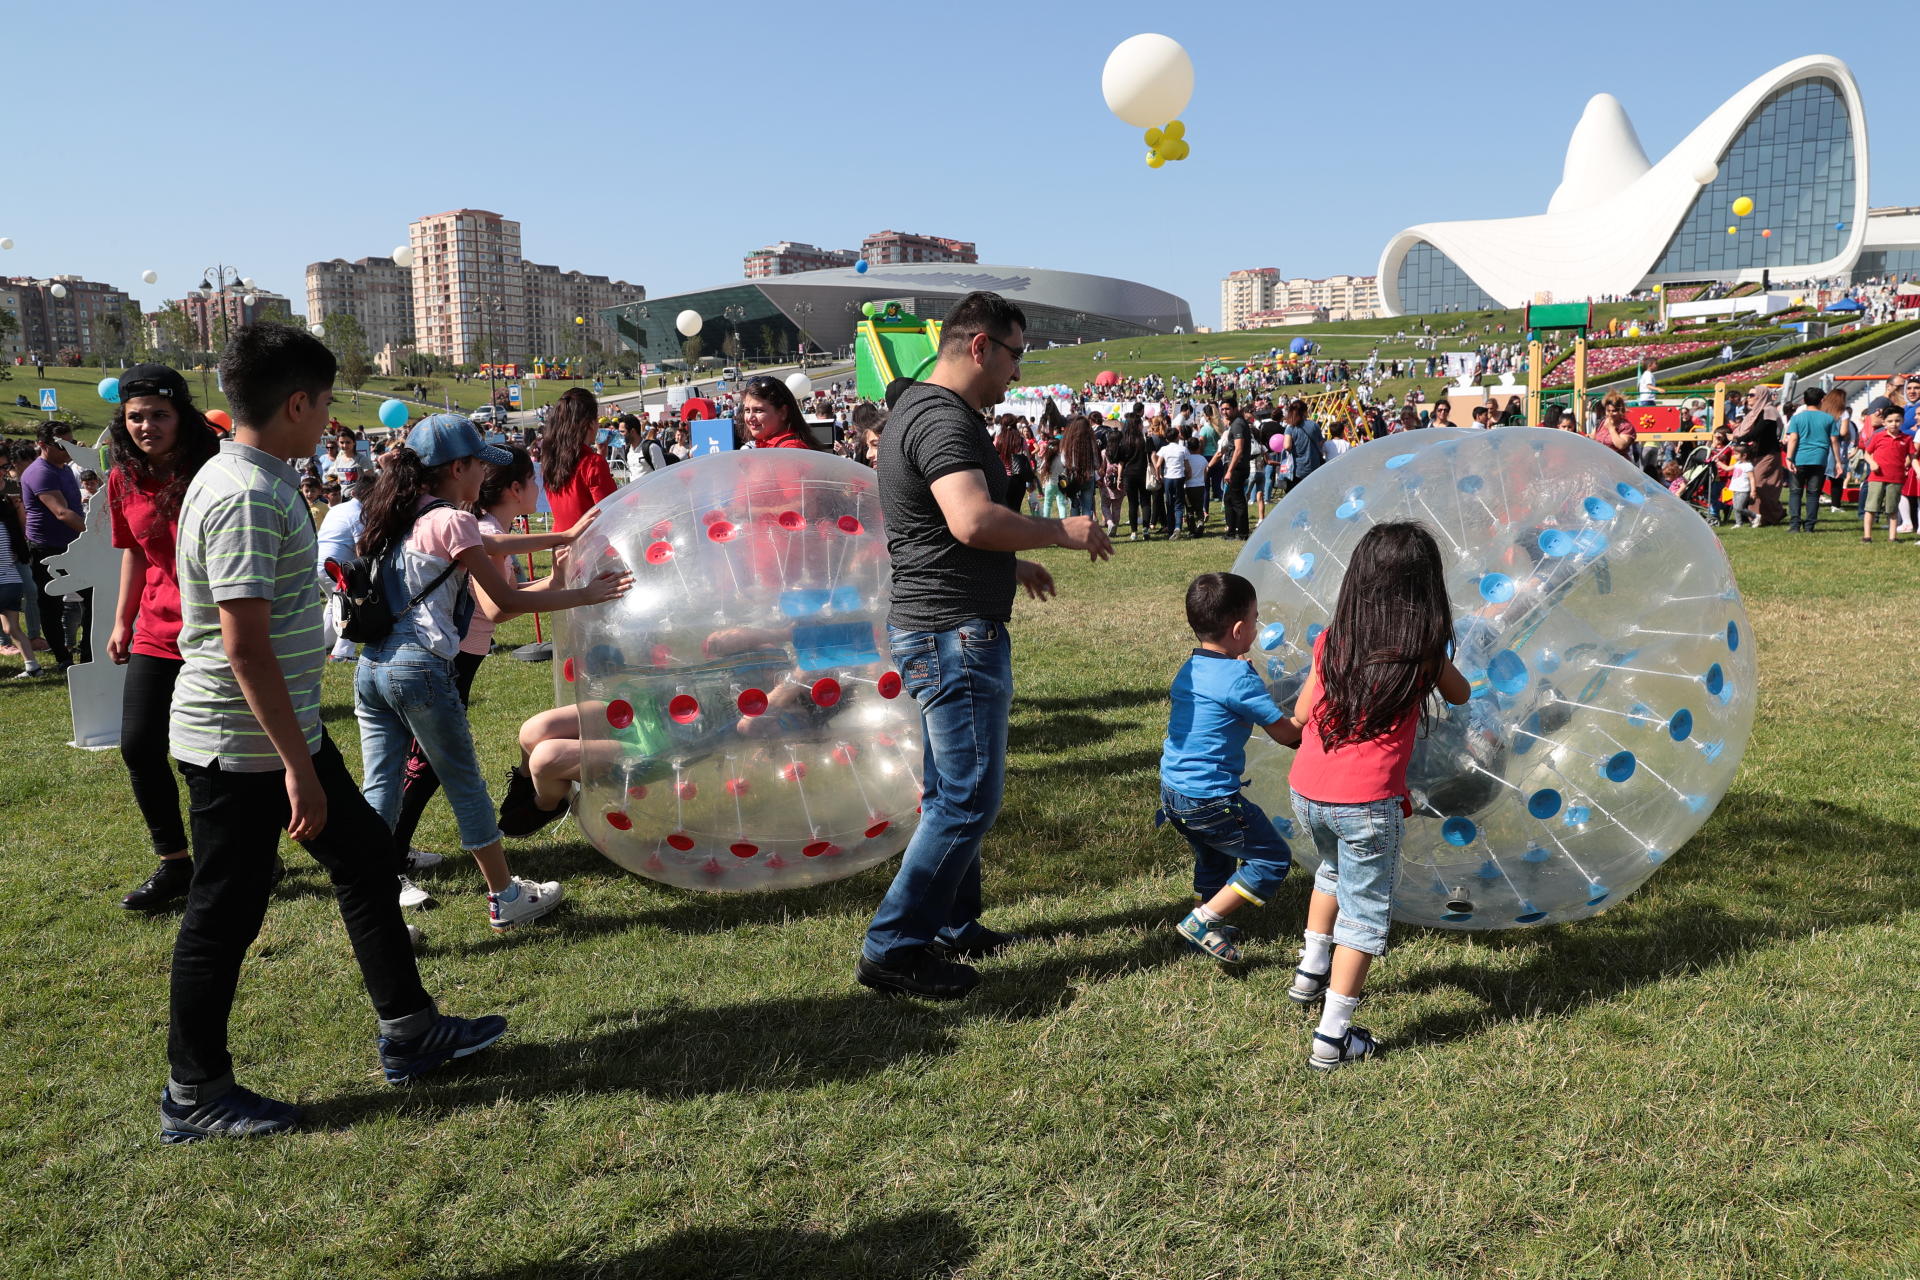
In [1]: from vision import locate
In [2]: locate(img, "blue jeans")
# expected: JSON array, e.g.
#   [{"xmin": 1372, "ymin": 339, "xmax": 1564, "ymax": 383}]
[
  {"xmin": 864, "ymin": 619, "xmax": 1013, "ymax": 963},
  {"xmin": 1158, "ymin": 786, "xmax": 1291, "ymax": 905},
  {"xmin": 1289, "ymin": 791, "xmax": 1403, "ymax": 956},
  {"xmin": 1161, "ymin": 479, "xmax": 1184, "ymax": 533},
  {"xmin": 355, "ymin": 639, "xmax": 502, "ymax": 851}
]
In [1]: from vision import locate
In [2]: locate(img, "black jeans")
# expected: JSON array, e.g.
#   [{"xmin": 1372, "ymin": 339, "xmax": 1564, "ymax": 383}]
[
  {"xmin": 1223, "ymin": 471, "xmax": 1250, "ymax": 539},
  {"xmin": 391, "ymin": 649, "xmax": 487, "ymax": 851},
  {"xmin": 1789, "ymin": 464, "xmax": 1826, "ymax": 530},
  {"xmin": 122, "ymin": 653, "xmax": 187, "ymax": 857},
  {"xmin": 27, "ymin": 545, "xmax": 88, "ymax": 667},
  {"xmin": 1183, "ymin": 485, "xmax": 1206, "ymax": 533},
  {"xmin": 1124, "ymin": 472, "xmax": 1150, "ymax": 532},
  {"xmin": 169, "ymin": 733, "xmax": 433, "ymax": 1096}
]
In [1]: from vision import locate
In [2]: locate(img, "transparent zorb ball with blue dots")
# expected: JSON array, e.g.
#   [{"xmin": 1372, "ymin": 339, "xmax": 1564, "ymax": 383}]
[{"xmin": 1234, "ymin": 428, "xmax": 1756, "ymax": 930}]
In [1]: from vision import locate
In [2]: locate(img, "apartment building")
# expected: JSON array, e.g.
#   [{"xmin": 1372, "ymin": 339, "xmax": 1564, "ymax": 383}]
[
  {"xmin": 743, "ymin": 241, "xmax": 858, "ymax": 278},
  {"xmin": 3, "ymin": 275, "xmax": 136, "ymax": 357},
  {"xmin": 522, "ymin": 262, "xmax": 645, "ymax": 359},
  {"xmin": 858, "ymin": 230, "xmax": 977, "ymax": 266},
  {"xmin": 408, "ymin": 209, "xmax": 527, "ymax": 363},
  {"xmin": 1220, "ymin": 268, "xmax": 1378, "ymax": 328},
  {"xmin": 306, "ymin": 256, "xmax": 414, "ymax": 354}
]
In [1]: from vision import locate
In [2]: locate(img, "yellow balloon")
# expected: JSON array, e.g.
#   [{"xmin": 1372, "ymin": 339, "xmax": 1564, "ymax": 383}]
[
  {"xmin": 1727, "ymin": 226, "xmax": 1738, "ymax": 234},
  {"xmin": 1732, "ymin": 196, "xmax": 1753, "ymax": 217},
  {"xmin": 1146, "ymin": 151, "xmax": 1165, "ymax": 169},
  {"xmin": 1163, "ymin": 119, "xmax": 1185, "ymax": 140},
  {"xmin": 1143, "ymin": 127, "xmax": 1163, "ymax": 148}
]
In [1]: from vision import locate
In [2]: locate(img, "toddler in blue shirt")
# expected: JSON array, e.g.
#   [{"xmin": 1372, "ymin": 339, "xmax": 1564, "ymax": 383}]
[{"xmin": 1159, "ymin": 572, "xmax": 1301, "ymax": 964}]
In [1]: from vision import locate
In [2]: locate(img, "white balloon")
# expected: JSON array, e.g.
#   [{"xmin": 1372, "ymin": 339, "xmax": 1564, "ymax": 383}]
[
  {"xmin": 0, "ymin": 237, "xmax": 13, "ymax": 250},
  {"xmin": 391, "ymin": 245, "xmax": 415, "ymax": 269},
  {"xmin": 1101, "ymin": 33, "xmax": 1194, "ymax": 129},
  {"xmin": 675, "ymin": 309, "xmax": 703, "ymax": 338},
  {"xmin": 1693, "ymin": 161, "xmax": 1719, "ymax": 186},
  {"xmin": 785, "ymin": 372, "xmax": 813, "ymax": 400},
  {"xmin": 50, "ymin": 283, "xmax": 67, "ymax": 299},
  {"xmin": 141, "ymin": 269, "xmax": 158, "ymax": 284},
  {"xmin": 243, "ymin": 294, "xmax": 257, "ymax": 307},
  {"xmin": 241, "ymin": 277, "xmax": 255, "ymax": 290},
  {"xmin": 310, "ymin": 323, "xmax": 325, "ymax": 338}
]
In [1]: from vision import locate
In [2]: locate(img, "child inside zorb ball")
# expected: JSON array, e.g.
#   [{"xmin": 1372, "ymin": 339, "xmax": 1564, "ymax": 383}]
[{"xmin": 542, "ymin": 450, "xmax": 924, "ymax": 892}]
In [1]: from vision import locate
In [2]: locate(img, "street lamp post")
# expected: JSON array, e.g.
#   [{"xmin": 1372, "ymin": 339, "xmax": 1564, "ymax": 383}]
[
  {"xmin": 722, "ymin": 304, "xmax": 746, "ymax": 370},
  {"xmin": 790, "ymin": 300, "xmax": 815, "ymax": 365},
  {"xmin": 196, "ymin": 265, "xmax": 254, "ymax": 401}
]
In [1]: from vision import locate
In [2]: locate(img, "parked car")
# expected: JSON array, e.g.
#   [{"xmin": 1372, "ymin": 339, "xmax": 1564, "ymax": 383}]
[{"xmin": 470, "ymin": 404, "xmax": 509, "ymax": 427}]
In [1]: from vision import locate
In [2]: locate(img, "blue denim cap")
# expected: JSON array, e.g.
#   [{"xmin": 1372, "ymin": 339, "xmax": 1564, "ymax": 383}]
[{"xmin": 409, "ymin": 413, "xmax": 513, "ymax": 468}]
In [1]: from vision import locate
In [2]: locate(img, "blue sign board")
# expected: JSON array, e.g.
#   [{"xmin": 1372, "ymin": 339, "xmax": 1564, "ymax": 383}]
[
  {"xmin": 695, "ymin": 418, "xmax": 735, "ymax": 456},
  {"xmin": 38, "ymin": 388, "xmax": 57, "ymax": 412}
]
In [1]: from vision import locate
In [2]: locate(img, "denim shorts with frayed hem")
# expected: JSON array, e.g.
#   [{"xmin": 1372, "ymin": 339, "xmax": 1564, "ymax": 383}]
[{"xmin": 1290, "ymin": 790, "xmax": 1402, "ymax": 956}]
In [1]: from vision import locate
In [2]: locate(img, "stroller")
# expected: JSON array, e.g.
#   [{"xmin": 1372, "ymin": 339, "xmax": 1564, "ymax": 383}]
[{"xmin": 1674, "ymin": 444, "xmax": 1720, "ymax": 519}]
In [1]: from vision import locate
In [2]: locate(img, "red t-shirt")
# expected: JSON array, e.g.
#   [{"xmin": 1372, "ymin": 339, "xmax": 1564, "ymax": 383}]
[
  {"xmin": 1862, "ymin": 428, "xmax": 1913, "ymax": 489},
  {"xmin": 758, "ymin": 429, "xmax": 814, "ymax": 450},
  {"xmin": 1288, "ymin": 631, "xmax": 1423, "ymax": 805},
  {"xmin": 544, "ymin": 451, "xmax": 616, "ymax": 533},
  {"xmin": 107, "ymin": 469, "xmax": 184, "ymax": 661}
]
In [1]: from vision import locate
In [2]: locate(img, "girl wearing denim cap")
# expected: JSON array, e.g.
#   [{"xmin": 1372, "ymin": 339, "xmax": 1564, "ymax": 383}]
[
  {"xmin": 352, "ymin": 415, "xmax": 631, "ymax": 930},
  {"xmin": 1284, "ymin": 522, "xmax": 1469, "ymax": 1070}
]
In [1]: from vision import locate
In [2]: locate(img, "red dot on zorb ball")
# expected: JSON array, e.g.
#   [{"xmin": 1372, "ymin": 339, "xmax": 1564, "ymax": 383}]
[
  {"xmin": 729, "ymin": 842, "xmax": 758, "ymax": 858},
  {"xmin": 802, "ymin": 841, "xmax": 833, "ymax": 858},
  {"xmin": 865, "ymin": 820, "xmax": 892, "ymax": 839},
  {"xmin": 833, "ymin": 744, "xmax": 859, "ymax": 765},
  {"xmin": 650, "ymin": 519, "xmax": 674, "ymax": 540},
  {"xmin": 605, "ymin": 811, "xmax": 632, "ymax": 831},
  {"xmin": 781, "ymin": 763, "xmax": 808, "ymax": 782},
  {"xmin": 675, "ymin": 781, "xmax": 698, "ymax": 800},
  {"xmin": 836, "ymin": 515, "xmax": 864, "ymax": 535},
  {"xmin": 724, "ymin": 777, "xmax": 749, "ymax": 796},
  {"xmin": 562, "ymin": 657, "xmax": 576, "ymax": 683},
  {"xmin": 606, "ymin": 700, "xmax": 634, "ymax": 729},
  {"xmin": 777, "ymin": 510, "xmax": 804, "ymax": 530},
  {"xmin": 650, "ymin": 645, "xmax": 674, "ymax": 668},
  {"xmin": 707, "ymin": 521, "xmax": 736, "ymax": 542},
  {"xmin": 737, "ymin": 688, "xmax": 768, "ymax": 716},
  {"xmin": 877, "ymin": 671, "xmax": 902, "ymax": 699},
  {"xmin": 645, "ymin": 541, "xmax": 673, "ymax": 565},
  {"xmin": 666, "ymin": 832, "xmax": 695, "ymax": 851},
  {"xmin": 668, "ymin": 694, "xmax": 700, "ymax": 723},
  {"xmin": 627, "ymin": 785, "xmax": 648, "ymax": 800},
  {"xmin": 811, "ymin": 678, "xmax": 842, "ymax": 708}
]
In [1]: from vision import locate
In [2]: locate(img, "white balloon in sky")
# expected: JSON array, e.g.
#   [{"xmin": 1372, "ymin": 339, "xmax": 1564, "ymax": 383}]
[
  {"xmin": 0, "ymin": 237, "xmax": 13, "ymax": 250},
  {"xmin": 392, "ymin": 245, "xmax": 415, "ymax": 268},
  {"xmin": 142, "ymin": 269, "xmax": 158, "ymax": 284},
  {"xmin": 676, "ymin": 309, "xmax": 703, "ymax": 338},
  {"xmin": 50, "ymin": 283, "xmax": 67, "ymax": 299},
  {"xmin": 1693, "ymin": 161, "xmax": 1720, "ymax": 186},
  {"xmin": 785, "ymin": 372, "xmax": 813, "ymax": 400},
  {"xmin": 1101, "ymin": 34, "xmax": 1194, "ymax": 129}
]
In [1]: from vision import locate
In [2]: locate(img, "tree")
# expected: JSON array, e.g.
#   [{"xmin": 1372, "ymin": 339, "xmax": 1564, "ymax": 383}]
[
  {"xmin": 121, "ymin": 300, "xmax": 152, "ymax": 363},
  {"xmin": 153, "ymin": 308, "xmax": 197, "ymax": 361},
  {"xmin": 757, "ymin": 323, "xmax": 781, "ymax": 360},
  {"xmin": 720, "ymin": 329, "xmax": 741, "ymax": 365},
  {"xmin": 319, "ymin": 312, "xmax": 371, "ymax": 391},
  {"xmin": 682, "ymin": 335, "xmax": 703, "ymax": 367}
]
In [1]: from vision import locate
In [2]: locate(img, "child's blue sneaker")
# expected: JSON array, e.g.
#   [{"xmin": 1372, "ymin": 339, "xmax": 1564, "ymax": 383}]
[
  {"xmin": 1175, "ymin": 910, "xmax": 1244, "ymax": 964},
  {"xmin": 1288, "ymin": 965, "xmax": 1330, "ymax": 1005},
  {"xmin": 1308, "ymin": 1025, "xmax": 1381, "ymax": 1071},
  {"xmin": 159, "ymin": 1083, "xmax": 301, "ymax": 1144},
  {"xmin": 378, "ymin": 1013, "xmax": 508, "ymax": 1085}
]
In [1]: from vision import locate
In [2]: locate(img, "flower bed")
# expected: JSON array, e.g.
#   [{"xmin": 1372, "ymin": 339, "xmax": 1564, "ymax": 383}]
[{"xmin": 1543, "ymin": 341, "xmax": 1715, "ymax": 387}]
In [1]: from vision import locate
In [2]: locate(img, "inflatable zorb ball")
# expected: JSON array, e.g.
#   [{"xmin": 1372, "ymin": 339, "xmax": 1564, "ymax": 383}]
[
  {"xmin": 1234, "ymin": 428, "xmax": 1756, "ymax": 930},
  {"xmin": 560, "ymin": 451, "xmax": 919, "ymax": 891}
]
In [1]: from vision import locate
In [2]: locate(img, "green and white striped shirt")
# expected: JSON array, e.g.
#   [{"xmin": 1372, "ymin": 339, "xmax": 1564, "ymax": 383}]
[{"xmin": 169, "ymin": 440, "xmax": 325, "ymax": 771}]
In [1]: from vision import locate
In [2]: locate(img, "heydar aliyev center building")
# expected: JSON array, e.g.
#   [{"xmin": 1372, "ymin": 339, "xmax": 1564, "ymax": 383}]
[{"xmin": 1376, "ymin": 55, "xmax": 1920, "ymax": 316}]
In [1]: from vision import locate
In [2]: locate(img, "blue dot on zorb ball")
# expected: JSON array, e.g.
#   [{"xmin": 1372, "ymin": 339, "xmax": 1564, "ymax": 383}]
[
  {"xmin": 1573, "ymin": 529, "xmax": 1609, "ymax": 557},
  {"xmin": 1285, "ymin": 552, "xmax": 1316, "ymax": 580},
  {"xmin": 1522, "ymin": 845, "xmax": 1551, "ymax": 864},
  {"xmin": 1252, "ymin": 540, "xmax": 1273, "ymax": 562},
  {"xmin": 1442, "ymin": 817, "xmax": 1478, "ymax": 847},
  {"xmin": 1479, "ymin": 573, "xmax": 1515, "ymax": 604},
  {"xmin": 1538, "ymin": 529, "xmax": 1574, "ymax": 557},
  {"xmin": 1266, "ymin": 658, "xmax": 1286, "ymax": 680},
  {"xmin": 1726, "ymin": 620, "xmax": 1741, "ymax": 652},
  {"xmin": 1602, "ymin": 750, "xmax": 1637, "ymax": 783},
  {"xmin": 1488, "ymin": 649, "xmax": 1528, "ymax": 695},
  {"xmin": 1585, "ymin": 882, "xmax": 1610, "ymax": 905},
  {"xmin": 1614, "ymin": 482, "xmax": 1647, "ymax": 506},
  {"xmin": 1703, "ymin": 663, "xmax": 1726, "ymax": 696},
  {"xmin": 1527, "ymin": 788, "xmax": 1563, "ymax": 819},
  {"xmin": 1291, "ymin": 511, "xmax": 1313, "ymax": 530},
  {"xmin": 1386, "ymin": 452, "xmax": 1417, "ymax": 470},
  {"xmin": 1583, "ymin": 496, "xmax": 1617, "ymax": 521},
  {"xmin": 1564, "ymin": 806, "xmax": 1591, "ymax": 827},
  {"xmin": 1306, "ymin": 623, "xmax": 1326, "ymax": 646},
  {"xmin": 1458, "ymin": 474, "xmax": 1485, "ymax": 495},
  {"xmin": 1257, "ymin": 622, "xmax": 1287, "ymax": 651},
  {"xmin": 1668, "ymin": 708, "xmax": 1694, "ymax": 742},
  {"xmin": 1336, "ymin": 489, "xmax": 1367, "ymax": 519}
]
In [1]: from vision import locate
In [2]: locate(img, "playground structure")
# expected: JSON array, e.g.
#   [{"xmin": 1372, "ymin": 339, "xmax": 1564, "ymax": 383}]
[{"xmin": 855, "ymin": 304, "xmax": 942, "ymax": 402}]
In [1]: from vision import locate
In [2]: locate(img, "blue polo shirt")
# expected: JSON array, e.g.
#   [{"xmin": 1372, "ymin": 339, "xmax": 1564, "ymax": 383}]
[
  {"xmin": 1787, "ymin": 409, "xmax": 1837, "ymax": 466},
  {"xmin": 1161, "ymin": 649, "xmax": 1285, "ymax": 798}
]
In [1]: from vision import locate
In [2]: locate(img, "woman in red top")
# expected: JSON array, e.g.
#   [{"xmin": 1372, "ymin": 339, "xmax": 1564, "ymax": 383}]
[
  {"xmin": 105, "ymin": 363, "xmax": 220, "ymax": 911},
  {"xmin": 540, "ymin": 388, "xmax": 617, "ymax": 532},
  {"xmin": 737, "ymin": 375, "xmax": 830, "ymax": 450}
]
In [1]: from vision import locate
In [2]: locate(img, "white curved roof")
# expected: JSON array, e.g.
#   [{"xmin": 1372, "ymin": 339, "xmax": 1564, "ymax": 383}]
[{"xmin": 1377, "ymin": 55, "xmax": 1870, "ymax": 315}]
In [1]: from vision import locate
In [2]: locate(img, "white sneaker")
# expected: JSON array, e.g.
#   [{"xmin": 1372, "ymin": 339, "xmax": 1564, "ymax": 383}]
[
  {"xmin": 10, "ymin": 668, "xmax": 40, "ymax": 680},
  {"xmin": 487, "ymin": 876, "xmax": 563, "ymax": 931},
  {"xmin": 404, "ymin": 848, "xmax": 446, "ymax": 872},
  {"xmin": 397, "ymin": 875, "xmax": 434, "ymax": 910}
]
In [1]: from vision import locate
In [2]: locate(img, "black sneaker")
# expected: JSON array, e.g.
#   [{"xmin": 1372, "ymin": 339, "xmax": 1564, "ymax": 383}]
[
  {"xmin": 929, "ymin": 927, "xmax": 1031, "ymax": 962},
  {"xmin": 497, "ymin": 767, "xmax": 567, "ymax": 837},
  {"xmin": 122, "ymin": 858, "xmax": 194, "ymax": 911},
  {"xmin": 855, "ymin": 946, "xmax": 979, "ymax": 1000},
  {"xmin": 159, "ymin": 1083, "xmax": 301, "ymax": 1143},
  {"xmin": 378, "ymin": 1013, "xmax": 509, "ymax": 1085}
]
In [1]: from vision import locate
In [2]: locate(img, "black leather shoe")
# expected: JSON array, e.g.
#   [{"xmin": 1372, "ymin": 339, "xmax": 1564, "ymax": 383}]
[
  {"xmin": 929, "ymin": 927, "xmax": 1032, "ymax": 962},
  {"xmin": 855, "ymin": 947, "xmax": 979, "ymax": 1000},
  {"xmin": 122, "ymin": 858, "xmax": 193, "ymax": 911}
]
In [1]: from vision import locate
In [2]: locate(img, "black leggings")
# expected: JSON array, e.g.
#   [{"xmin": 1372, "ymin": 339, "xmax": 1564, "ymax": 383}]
[
  {"xmin": 1124, "ymin": 472, "xmax": 1150, "ymax": 531},
  {"xmin": 122, "ymin": 652, "xmax": 188, "ymax": 857},
  {"xmin": 390, "ymin": 649, "xmax": 487, "ymax": 851}
]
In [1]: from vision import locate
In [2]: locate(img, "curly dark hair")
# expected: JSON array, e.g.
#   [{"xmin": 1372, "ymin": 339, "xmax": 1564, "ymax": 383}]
[{"xmin": 106, "ymin": 374, "xmax": 221, "ymax": 520}]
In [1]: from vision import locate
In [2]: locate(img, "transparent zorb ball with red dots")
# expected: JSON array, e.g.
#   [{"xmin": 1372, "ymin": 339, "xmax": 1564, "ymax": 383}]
[{"xmin": 559, "ymin": 450, "xmax": 919, "ymax": 891}]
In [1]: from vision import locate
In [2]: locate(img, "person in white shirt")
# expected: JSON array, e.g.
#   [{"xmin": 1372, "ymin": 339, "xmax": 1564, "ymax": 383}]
[{"xmin": 1155, "ymin": 431, "xmax": 1190, "ymax": 538}]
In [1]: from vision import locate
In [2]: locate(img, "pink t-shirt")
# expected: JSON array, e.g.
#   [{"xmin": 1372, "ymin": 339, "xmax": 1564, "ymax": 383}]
[
  {"xmin": 1288, "ymin": 631, "xmax": 1423, "ymax": 806},
  {"xmin": 394, "ymin": 497, "xmax": 481, "ymax": 659},
  {"xmin": 459, "ymin": 512, "xmax": 509, "ymax": 657}
]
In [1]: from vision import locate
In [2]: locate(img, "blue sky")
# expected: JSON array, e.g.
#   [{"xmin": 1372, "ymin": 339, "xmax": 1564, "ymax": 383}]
[{"xmin": 4, "ymin": 0, "xmax": 1915, "ymax": 329}]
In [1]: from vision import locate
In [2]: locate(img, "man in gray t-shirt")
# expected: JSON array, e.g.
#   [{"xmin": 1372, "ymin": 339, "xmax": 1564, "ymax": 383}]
[{"xmin": 861, "ymin": 292, "xmax": 1111, "ymax": 1000}]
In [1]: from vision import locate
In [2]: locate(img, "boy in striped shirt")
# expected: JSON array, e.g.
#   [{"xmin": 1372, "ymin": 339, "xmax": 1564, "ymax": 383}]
[{"xmin": 161, "ymin": 324, "xmax": 504, "ymax": 1143}]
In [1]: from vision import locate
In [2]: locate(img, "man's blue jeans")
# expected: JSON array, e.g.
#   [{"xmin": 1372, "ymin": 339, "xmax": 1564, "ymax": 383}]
[{"xmin": 863, "ymin": 619, "xmax": 1013, "ymax": 963}]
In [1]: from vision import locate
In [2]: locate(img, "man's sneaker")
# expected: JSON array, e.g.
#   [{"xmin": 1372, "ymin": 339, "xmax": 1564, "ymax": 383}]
[
  {"xmin": 398, "ymin": 875, "xmax": 434, "ymax": 910},
  {"xmin": 122, "ymin": 857, "xmax": 193, "ymax": 911},
  {"xmin": 855, "ymin": 946, "xmax": 979, "ymax": 1000},
  {"xmin": 1175, "ymin": 910, "xmax": 1244, "ymax": 964},
  {"xmin": 487, "ymin": 877, "xmax": 564, "ymax": 930},
  {"xmin": 1308, "ymin": 1025, "xmax": 1381, "ymax": 1072},
  {"xmin": 404, "ymin": 848, "xmax": 445, "ymax": 872},
  {"xmin": 159, "ymin": 1083, "xmax": 301, "ymax": 1143},
  {"xmin": 377, "ymin": 1013, "xmax": 508, "ymax": 1085},
  {"xmin": 1288, "ymin": 966, "xmax": 1331, "ymax": 1006},
  {"xmin": 929, "ymin": 926, "xmax": 1031, "ymax": 962}
]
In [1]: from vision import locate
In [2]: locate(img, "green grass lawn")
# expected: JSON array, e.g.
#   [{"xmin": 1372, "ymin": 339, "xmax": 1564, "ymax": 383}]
[{"xmin": 2, "ymin": 497, "xmax": 1915, "ymax": 1278}]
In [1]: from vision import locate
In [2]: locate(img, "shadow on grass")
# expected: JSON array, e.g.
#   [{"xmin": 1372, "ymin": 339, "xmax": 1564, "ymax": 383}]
[
  {"xmin": 447, "ymin": 1208, "xmax": 973, "ymax": 1280},
  {"xmin": 1386, "ymin": 792, "xmax": 1919, "ymax": 1047}
]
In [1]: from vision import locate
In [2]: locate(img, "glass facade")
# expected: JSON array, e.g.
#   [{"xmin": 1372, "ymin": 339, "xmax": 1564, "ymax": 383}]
[
  {"xmin": 1850, "ymin": 248, "xmax": 1920, "ymax": 284},
  {"xmin": 1394, "ymin": 241, "xmax": 1501, "ymax": 314},
  {"xmin": 1650, "ymin": 77, "xmax": 1854, "ymax": 276}
]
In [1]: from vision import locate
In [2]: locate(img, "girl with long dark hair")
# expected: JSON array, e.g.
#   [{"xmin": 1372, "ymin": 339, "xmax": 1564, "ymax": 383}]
[
  {"xmin": 994, "ymin": 423, "xmax": 1034, "ymax": 512},
  {"xmin": 353, "ymin": 416, "xmax": 630, "ymax": 930},
  {"xmin": 1113, "ymin": 415, "xmax": 1151, "ymax": 540},
  {"xmin": 0, "ymin": 456, "xmax": 36, "ymax": 678},
  {"xmin": 1283, "ymin": 521, "xmax": 1469, "ymax": 1070},
  {"xmin": 539, "ymin": 387, "xmax": 617, "ymax": 532},
  {"xmin": 738, "ymin": 375, "xmax": 829, "ymax": 450},
  {"xmin": 103, "ymin": 363, "xmax": 223, "ymax": 910},
  {"xmin": 1059, "ymin": 416, "xmax": 1097, "ymax": 519}
]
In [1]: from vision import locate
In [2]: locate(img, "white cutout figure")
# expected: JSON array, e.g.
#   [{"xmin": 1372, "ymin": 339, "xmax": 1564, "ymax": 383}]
[{"xmin": 41, "ymin": 437, "xmax": 128, "ymax": 750}]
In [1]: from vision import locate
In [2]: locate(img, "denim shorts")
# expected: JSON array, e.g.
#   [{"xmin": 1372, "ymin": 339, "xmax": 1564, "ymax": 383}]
[
  {"xmin": 0, "ymin": 580, "xmax": 22, "ymax": 614},
  {"xmin": 1289, "ymin": 790, "xmax": 1403, "ymax": 956}
]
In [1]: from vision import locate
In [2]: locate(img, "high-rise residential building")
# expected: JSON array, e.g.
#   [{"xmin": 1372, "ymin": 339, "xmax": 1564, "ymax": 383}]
[
  {"xmin": 4, "ymin": 275, "xmax": 135, "ymax": 357},
  {"xmin": 743, "ymin": 241, "xmax": 859, "ymax": 278},
  {"xmin": 522, "ymin": 262, "xmax": 645, "ymax": 360},
  {"xmin": 306, "ymin": 256, "xmax": 414, "ymax": 354},
  {"xmin": 172, "ymin": 289, "xmax": 292, "ymax": 352},
  {"xmin": 1220, "ymin": 267, "xmax": 1279, "ymax": 331},
  {"xmin": 0, "ymin": 281, "xmax": 25, "ymax": 361},
  {"xmin": 858, "ymin": 230, "xmax": 978, "ymax": 266},
  {"xmin": 408, "ymin": 209, "xmax": 526, "ymax": 364}
]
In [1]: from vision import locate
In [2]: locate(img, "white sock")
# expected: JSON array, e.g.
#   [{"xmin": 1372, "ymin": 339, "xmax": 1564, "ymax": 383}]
[
  {"xmin": 1195, "ymin": 904, "xmax": 1224, "ymax": 925},
  {"xmin": 1317, "ymin": 991, "xmax": 1361, "ymax": 1041},
  {"xmin": 1300, "ymin": 930, "xmax": 1334, "ymax": 974}
]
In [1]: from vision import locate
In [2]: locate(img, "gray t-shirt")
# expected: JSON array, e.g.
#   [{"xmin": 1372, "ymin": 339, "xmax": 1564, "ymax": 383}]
[{"xmin": 877, "ymin": 383, "xmax": 1015, "ymax": 631}]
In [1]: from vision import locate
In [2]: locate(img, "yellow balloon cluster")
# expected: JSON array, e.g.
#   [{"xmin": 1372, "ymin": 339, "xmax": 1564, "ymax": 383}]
[{"xmin": 1145, "ymin": 118, "xmax": 1192, "ymax": 169}]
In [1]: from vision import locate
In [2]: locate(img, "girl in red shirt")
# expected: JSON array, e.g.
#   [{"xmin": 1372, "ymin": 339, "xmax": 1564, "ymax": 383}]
[
  {"xmin": 540, "ymin": 388, "xmax": 617, "ymax": 532},
  {"xmin": 737, "ymin": 375, "xmax": 830, "ymax": 451},
  {"xmin": 1284, "ymin": 522, "xmax": 1469, "ymax": 1070},
  {"xmin": 104, "ymin": 363, "xmax": 221, "ymax": 911}
]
